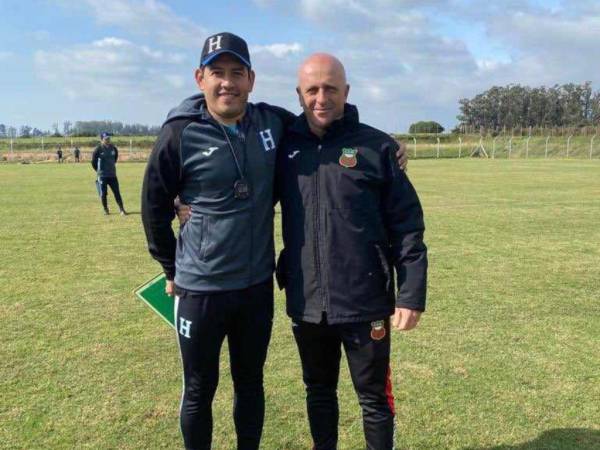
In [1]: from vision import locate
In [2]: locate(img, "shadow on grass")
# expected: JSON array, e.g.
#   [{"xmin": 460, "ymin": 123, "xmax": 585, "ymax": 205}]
[{"xmin": 466, "ymin": 428, "xmax": 600, "ymax": 450}]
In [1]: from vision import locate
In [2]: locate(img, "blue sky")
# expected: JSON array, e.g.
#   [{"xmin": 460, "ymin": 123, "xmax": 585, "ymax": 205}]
[{"xmin": 2, "ymin": 0, "xmax": 599, "ymax": 133}]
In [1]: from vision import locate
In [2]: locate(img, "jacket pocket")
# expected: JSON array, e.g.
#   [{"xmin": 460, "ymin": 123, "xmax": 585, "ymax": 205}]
[
  {"xmin": 326, "ymin": 208, "xmax": 388, "ymax": 301},
  {"xmin": 200, "ymin": 212, "xmax": 251, "ymax": 277},
  {"xmin": 374, "ymin": 243, "xmax": 393, "ymax": 293},
  {"xmin": 199, "ymin": 215, "xmax": 209, "ymax": 260},
  {"xmin": 177, "ymin": 215, "xmax": 204, "ymax": 265}
]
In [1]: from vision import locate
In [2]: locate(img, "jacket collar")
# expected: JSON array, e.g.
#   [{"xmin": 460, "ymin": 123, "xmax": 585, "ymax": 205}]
[
  {"xmin": 289, "ymin": 103, "xmax": 360, "ymax": 140},
  {"xmin": 165, "ymin": 92, "xmax": 252, "ymax": 129}
]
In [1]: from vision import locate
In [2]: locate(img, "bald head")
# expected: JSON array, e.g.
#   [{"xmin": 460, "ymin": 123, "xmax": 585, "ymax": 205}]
[
  {"xmin": 296, "ymin": 53, "xmax": 350, "ymax": 137},
  {"xmin": 298, "ymin": 53, "xmax": 347, "ymax": 84}
]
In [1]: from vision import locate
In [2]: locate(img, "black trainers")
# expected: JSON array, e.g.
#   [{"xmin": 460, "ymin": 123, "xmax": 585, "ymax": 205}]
[{"xmin": 104, "ymin": 209, "xmax": 110, "ymax": 215}]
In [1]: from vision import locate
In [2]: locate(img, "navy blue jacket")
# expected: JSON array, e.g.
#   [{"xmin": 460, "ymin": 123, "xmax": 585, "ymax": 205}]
[{"xmin": 92, "ymin": 144, "xmax": 118, "ymax": 178}]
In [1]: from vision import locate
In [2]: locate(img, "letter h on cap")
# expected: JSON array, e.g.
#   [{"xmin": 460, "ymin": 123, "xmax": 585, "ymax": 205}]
[{"xmin": 208, "ymin": 35, "xmax": 222, "ymax": 53}]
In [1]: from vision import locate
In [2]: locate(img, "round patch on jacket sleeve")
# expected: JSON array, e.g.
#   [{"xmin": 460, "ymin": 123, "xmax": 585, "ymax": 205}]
[{"xmin": 339, "ymin": 147, "xmax": 358, "ymax": 168}]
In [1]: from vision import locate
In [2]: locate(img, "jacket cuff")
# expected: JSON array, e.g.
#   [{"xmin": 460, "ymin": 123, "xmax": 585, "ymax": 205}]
[
  {"xmin": 395, "ymin": 297, "xmax": 426, "ymax": 312},
  {"xmin": 164, "ymin": 267, "xmax": 175, "ymax": 281}
]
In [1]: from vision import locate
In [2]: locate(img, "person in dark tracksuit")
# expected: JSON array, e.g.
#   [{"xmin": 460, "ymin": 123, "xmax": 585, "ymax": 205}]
[
  {"xmin": 141, "ymin": 33, "xmax": 294, "ymax": 450},
  {"xmin": 275, "ymin": 54, "xmax": 428, "ymax": 450},
  {"xmin": 92, "ymin": 132, "xmax": 126, "ymax": 215}
]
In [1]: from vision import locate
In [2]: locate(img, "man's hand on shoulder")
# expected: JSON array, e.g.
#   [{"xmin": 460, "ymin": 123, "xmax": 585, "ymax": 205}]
[
  {"xmin": 395, "ymin": 142, "xmax": 408, "ymax": 171},
  {"xmin": 391, "ymin": 307, "xmax": 421, "ymax": 331}
]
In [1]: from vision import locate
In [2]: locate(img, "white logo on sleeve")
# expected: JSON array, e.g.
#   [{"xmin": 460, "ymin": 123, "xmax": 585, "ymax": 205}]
[
  {"xmin": 208, "ymin": 35, "xmax": 222, "ymax": 53},
  {"xmin": 202, "ymin": 147, "xmax": 219, "ymax": 156},
  {"xmin": 259, "ymin": 129, "xmax": 275, "ymax": 152},
  {"xmin": 178, "ymin": 317, "xmax": 193, "ymax": 338},
  {"xmin": 288, "ymin": 150, "xmax": 300, "ymax": 159}
]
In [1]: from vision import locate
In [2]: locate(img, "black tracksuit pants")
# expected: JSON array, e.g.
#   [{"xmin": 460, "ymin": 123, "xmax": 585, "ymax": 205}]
[
  {"xmin": 175, "ymin": 279, "xmax": 274, "ymax": 450},
  {"xmin": 292, "ymin": 317, "xmax": 395, "ymax": 450},
  {"xmin": 99, "ymin": 176, "xmax": 124, "ymax": 211}
]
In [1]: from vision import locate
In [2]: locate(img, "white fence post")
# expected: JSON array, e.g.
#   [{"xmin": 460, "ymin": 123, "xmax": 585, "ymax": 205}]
[
  {"xmin": 508, "ymin": 137, "xmax": 513, "ymax": 159},
  {"xmin": 567, "ymin": 135, "xmax": 573, "ymax": 158},
  {"xmin": 492, "ymin": 136, "xmax": 497, "ymax": 159},
  {"xmin": 413, "ymin": 137, "xmax": 417, "ymax": 158},
  {"xmin": 545, "ymin": 136, "xmax": 550, "ymax": 159},
  {"xmin": 129, "ymin": 138, "xmax": 133, "ymax": 158},
  {"xmin": 526, "ymin": 136, "xmax": 531, "ymax": 159},
  {"xmin": 458, "ymin": 137, "xmax": 462, "ymax": 158},
  {"xmin": 436, "ymin": 137, "xmax": 440, "ymax": 158},
  {"xmin": 591, "ymin": 135, "xmax": 597, "ymax": 159},
  {"xmin": 10, "ymin": 138, "xmax": 13, "ymax": 154}
]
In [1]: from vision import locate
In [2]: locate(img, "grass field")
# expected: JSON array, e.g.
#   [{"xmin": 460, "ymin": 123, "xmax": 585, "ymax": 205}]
[{"xmin": 1, "ymin": 160, "xmax": 599, "ymax": 449}]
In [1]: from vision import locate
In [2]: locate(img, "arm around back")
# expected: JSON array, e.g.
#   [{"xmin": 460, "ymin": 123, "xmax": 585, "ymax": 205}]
[{"xmin": 141, "ymin": 121, "xmax": 186, "ymax": 280}]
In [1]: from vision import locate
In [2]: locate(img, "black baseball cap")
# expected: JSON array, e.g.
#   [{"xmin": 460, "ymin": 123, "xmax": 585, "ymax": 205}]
[
  {"xmin": 200, "ymin": 32, "xmax": 251, "ymax": 68},
  {"xmin": 100, "ymin": 132, "xmax": 112, "ymax": 140}
]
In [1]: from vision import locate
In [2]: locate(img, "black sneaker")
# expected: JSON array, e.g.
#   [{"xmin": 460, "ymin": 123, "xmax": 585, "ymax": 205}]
[{"xmin": 104, "ymin": 209, "xmax": 110, "ymax": 215}]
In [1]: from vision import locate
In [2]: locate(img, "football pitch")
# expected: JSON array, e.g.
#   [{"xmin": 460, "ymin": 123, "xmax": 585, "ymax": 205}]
[{"xmin": 1, "ymin": 160, "xmax": 598, "ymax": 449}]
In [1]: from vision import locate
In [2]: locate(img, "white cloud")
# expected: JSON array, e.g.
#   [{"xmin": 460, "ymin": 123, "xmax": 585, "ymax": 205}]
[
  {"xmin": 251, "ymin": 43, "xmax": 303, "ymax": 58},
  {"xmin": 58, "ymin": 0, "xmax": 208, "ymax": 48},
  {"xmin": 34, "ymin": 37, "xmax": 191, "ymax": 100},
  {"xmin": 164, "ymin": 74, "xmax": 185, "ymax": 89}
]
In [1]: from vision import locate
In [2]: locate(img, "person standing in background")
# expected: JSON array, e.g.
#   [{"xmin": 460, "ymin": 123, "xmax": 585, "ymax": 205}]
[{"xmin": 92, "ymin": 132, "xmax": 126, "ymax": 215}]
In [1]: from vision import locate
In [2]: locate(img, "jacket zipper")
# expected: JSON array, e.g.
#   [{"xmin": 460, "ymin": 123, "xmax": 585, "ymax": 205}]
[
  {"xmin": 215, "ymin": 118, "xmax": 254, "ymax": 283},
  {"xmin": 239, "ymin": 127, "xmax": 255, "ymax": 283},
  {"xmin": 313, "ymin": 143, "xmax": 326, "ymax": 313}
]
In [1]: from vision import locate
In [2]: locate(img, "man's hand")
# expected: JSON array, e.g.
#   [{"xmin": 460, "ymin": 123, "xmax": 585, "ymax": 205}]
[
  {"xmin": 174, "ymin": 197, "xmax": 192, "ymax": 225},
  {"xmin": 165, "ymin": 279, "xmax": 175, "ymax": 297},
  {"xmin": 391, "ymin": 307, "xmax": 421, "ymax": 331},
  {"xmin": 396, "ymin": 142, "xmax": 408, "ymax": 171}
]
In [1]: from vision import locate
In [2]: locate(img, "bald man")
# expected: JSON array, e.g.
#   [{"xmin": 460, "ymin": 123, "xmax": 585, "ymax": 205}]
[{"xmin": 275, "ymin": 53, "xmax": 428, "ymax": 450}]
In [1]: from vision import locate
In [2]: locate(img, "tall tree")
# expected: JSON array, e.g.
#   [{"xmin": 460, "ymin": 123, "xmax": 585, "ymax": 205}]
[{"xmin": 19, "ymin": 125, "xmax": 32, "ymax": 138}]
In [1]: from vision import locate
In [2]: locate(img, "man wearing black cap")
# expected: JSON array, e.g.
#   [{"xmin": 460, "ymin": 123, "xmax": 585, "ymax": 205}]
[
  {"xmin": 142, "ymin": 32, "xmax": 293, "ymax": 450},
  {"xmin": 92, "ymin": 132, "xmax": 126, "ymax": 215}
]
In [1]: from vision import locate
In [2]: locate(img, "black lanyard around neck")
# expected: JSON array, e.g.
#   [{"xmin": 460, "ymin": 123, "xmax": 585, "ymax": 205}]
[{"xmin": 218, "ymin": 122, "xmax": 246, "ymax": 181}]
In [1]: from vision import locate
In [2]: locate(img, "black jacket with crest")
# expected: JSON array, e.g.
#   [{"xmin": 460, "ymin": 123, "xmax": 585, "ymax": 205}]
[{"xmin": 276, "ymin": 104, "xmax": 428, "ymax": 324}]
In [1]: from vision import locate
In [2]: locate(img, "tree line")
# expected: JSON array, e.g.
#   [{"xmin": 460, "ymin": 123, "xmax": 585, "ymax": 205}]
[
  {"xmin": 457, "ymin": 82, "xmax": 600, "ymax": 134},
  {"xmin": 0, "ymin": 120, "xmax": 161, "ymax": 138}
]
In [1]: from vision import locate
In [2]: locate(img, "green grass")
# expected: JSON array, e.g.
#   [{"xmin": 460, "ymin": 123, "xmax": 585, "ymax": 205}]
[{"xmin": 1, "ymin": 160, "xmax": 599, "ymax": 449}]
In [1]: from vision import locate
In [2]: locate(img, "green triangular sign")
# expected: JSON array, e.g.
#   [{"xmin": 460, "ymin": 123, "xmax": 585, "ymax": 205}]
[{"xmin": 134, "ymin": 273, "xmax": 175, "ymax": 329}]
